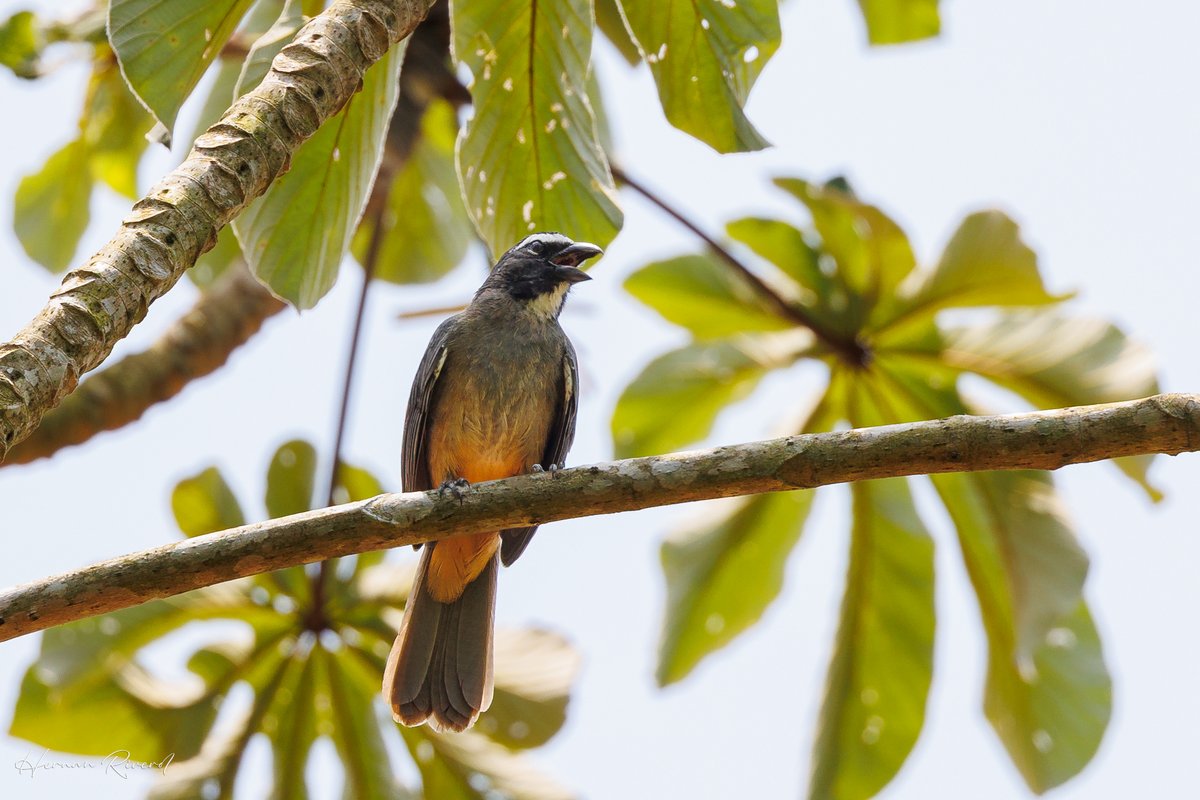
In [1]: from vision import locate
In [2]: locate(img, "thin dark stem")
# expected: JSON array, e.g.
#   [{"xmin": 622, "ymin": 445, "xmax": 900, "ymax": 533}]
[
  {"xmin": 610, "ymin": 165, "xmax": 868, "ymax": 366},
  {"xmin": 306, "ymin": 192, "xmax": 389, "ymax": 630}
]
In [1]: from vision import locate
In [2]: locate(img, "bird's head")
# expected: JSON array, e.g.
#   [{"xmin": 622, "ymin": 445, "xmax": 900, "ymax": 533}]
[{"xmin": 483, "ymin": 233, "xmax": 603, "ymax": 317}]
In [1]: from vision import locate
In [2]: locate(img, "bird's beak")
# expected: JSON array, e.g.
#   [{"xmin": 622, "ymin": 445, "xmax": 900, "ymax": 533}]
[{"xmin": 550, "ymin": 242, "xmax": 603, "ymax": 277}]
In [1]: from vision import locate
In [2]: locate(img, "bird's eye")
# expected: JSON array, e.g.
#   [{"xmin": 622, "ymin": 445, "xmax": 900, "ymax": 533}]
[{"xmin": 527, "ymin": 240, "xmax": 545, "ymax": 255}]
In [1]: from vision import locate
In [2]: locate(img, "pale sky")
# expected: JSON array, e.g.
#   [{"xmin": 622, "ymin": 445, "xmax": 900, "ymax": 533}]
[{"xmin": 0, "ymin": 1, "xmax": 1197, "ymax": 798}]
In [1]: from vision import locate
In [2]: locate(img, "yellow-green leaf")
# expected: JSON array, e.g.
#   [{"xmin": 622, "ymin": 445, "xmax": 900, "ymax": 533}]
[
  {"xmin": 234, "ymin": 39, "xmax": 406, "ymax": 308},
  {"xmin": 172, "ymin": 466, "xmax": 246, "ymax": 537},
  {"xmin": 13, "ymin": 139, "xmax": 93, "ymax": 272},
  {"xmin": 594, "ymin": 0, "xmax": 640, "ymax": 65},
  {"xmin": 107, "ymin": 0, "xmax": 257, "ymax": 142},
  {"xmin": 944, "ymin": 310, "xmax": 1161, "ymax": 499},
  {"xmin": 83, "ymin": 55, "xmax": 151, "ymax": 198},
  {"xmin": 856, "ymin": 0, "xmax": 941, "ymax": 46},
  {"xmin": 619, "ymin": 0, "xmax": 778, "ymax": 153},
  {"xmin": 0, "ymin": 10, "xmax": 41, "ymax": 78},
  {"xmin": 265, "ymin": 439, "xmax": 317, "ymax": 518},
  {"xmin": 352, "ymin": 102, "xmax": 472, "ymax": 284},
  {"xmin": 612, "ymin": 332, "xmax": 811, "ymax": 458},
  {"xmin": 481, "ymin": 628, "xmax": 581, "ymax": 749},
  {"xmin": 809, "ymin": 475, "xmax": 935, "ymax": 800},
  {"xmin": 898, "ymin": 211, "xmax": 1066, "ymax": 323},
  {"xmin": 453, "ymin": 0, "xmax": 621, "ymax": 260},
  {"xmin": 624, "ymin": 253, "xmax": 793, "ymax": 339}
]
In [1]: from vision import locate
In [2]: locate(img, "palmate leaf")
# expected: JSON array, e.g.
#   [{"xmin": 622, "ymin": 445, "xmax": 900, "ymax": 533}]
[
  {"xmin": 233, "ymin": 37, "xmax": 407, "ymax": 308},
  {"xmin": 107, "ymin": 0, "xmax": 257, "ymax": 142},
  {"xmin": 617, "ymin": 0, "xmax": 779, "ymax": 153},
  {"xmin": 12, "ymin": 440, "xmax": 580, "ymax": 798},
  {"xmin": 618, "ymin": 174, "xmax": 1146, "ymax": 797},
  {"xmin": 452, "ymin": 0, "xmax": 621, "ymax": 260},
  {"xmin": 855, "ymin": 0, "xmax": 941, "ymax": 46}
]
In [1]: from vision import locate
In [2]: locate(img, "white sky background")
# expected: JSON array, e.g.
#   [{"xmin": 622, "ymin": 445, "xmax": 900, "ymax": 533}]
[{"xmin": 1, "ymin": 0, "xmax": 1198, "ymax": 797}]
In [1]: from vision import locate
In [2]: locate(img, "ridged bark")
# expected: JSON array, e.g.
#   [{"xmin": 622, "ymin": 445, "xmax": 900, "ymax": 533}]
[{"xmin": 0, "ymin": 0, "xmax": 435, "ymax": 459}]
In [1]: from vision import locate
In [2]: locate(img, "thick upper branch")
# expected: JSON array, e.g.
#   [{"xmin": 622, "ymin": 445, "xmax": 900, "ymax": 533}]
[
  {"xmin": 0, "ymin": 393, "xmax": 1196, "ymax": 642},
  {"xmin": 0, "ymin": 0, "xmax": 435, "ymax": 459}
]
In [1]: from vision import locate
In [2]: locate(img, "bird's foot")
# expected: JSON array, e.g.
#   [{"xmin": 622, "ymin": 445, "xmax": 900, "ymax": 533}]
[
  {"xmin": 532, "ymin": 464, "xmax": 562, "ymax": 478},
  {"xmin": 437, "ymin": 477, "xmax": 471, "ymax": 503}
]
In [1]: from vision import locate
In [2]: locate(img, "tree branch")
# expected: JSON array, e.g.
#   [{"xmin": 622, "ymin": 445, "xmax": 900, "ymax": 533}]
[
  {"xmin": 610, "ymin": 165, "xmax": 869, "ymax": 366},
  {"xmin": 2, "ymin": 263, "xmax": 284, "ymax": 466},
  {"xmin": 0, "ymin": 393, "xmax": 1196, "ymax": 642},
  {"xmin": 0, "ymin": 0, "xmax": 436, "ymax": 460}
]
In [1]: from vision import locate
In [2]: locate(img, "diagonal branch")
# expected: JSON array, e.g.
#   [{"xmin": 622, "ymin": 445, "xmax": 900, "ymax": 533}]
[
  {"xmin": 0, "ymin": 393, "xmax": 1197, "ymax": 643},
  {"xmin": 0, "ymin": 0, "xmax": 436, "ymax": 460},
  {"xmin": 2, "ymin": 262, "xmax": 284, "ymax": 466}
]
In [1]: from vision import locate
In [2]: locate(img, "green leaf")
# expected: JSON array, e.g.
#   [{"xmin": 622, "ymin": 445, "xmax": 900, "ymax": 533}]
[
  {"xmin": 322, "ymin": 648, "xmax": 405, "ymax": 800},
  {"xmin": 401, "ymin": 728, "xmax": 573, "ymax": 800},
  {"xmin": 624, "ymin": 253, "xmax": 793, "ymax": 339},
  {"xmin": 944, "ymin": 310, "xmax": 1161, "ymax": 498},
  {"xmin": 333, "ymin": 461, "xmax": 386, "ymax": 505},
  {"xmin": 172, "ymin": 466, "xmax": 246, "ymax": 537},
  {"xmin": 612, "ymin": 332, "xmax": 811, "ymax": 458},
  {"xmin": 725, "ymin": 215, "xmax": 834, "ymax": 315},
  {"xmin": 0, "ymin": 10, "xmax": 42, "ymax": 78},
  {"xmin": 856, "ymin": 0, "xmax": 941, "ymax": 46},
  {"xmin": 594, "ymin": 0, "xmax": 640, "ymax": 66},
  {"xmin": 190, "ymin": 226, "xmax": 244, "ymax": 288},
  {"xmin": 899, "ymin": 211, "xmax": 1066, "ymax": 323},
  {"xmin": 82, "ymin": 57, "xmax": 152, "ymax": 199},
  {"xmin": 265, "ymin": 649, "xmax": 320, "ymax": 799},
  {"xmin": 233, "ymin": 38, "xmax": 406, "ymax": 308},
  {"xmin": 657, "ymin": 491, "xmax": 815, "ymax": 686},
  {"xmin": 809, "ymin": 476, "xmax": 935, "ymax": 800},
  {"xmin": 774, "ymin": 178, "xmax": 916, "ymax": 326},
  {"xmin": 8, "ymin": 588, "xmax": 281, "ymax": 761},
  {"xmin": 265, "ymin": 439, "xmax": 317, "ymax": 518},
  {"xmin": 352, "ymin": 101, "xmax": 472, "ymax": 285},
  {"xmin": 234, "ymin": 0, "xmax": 304, "ymax": 98},
  {"xmin": 13, "ymin": 139, "xmax": 94, "ymax": 272},
  {"xmin": 655, "ymin": 388, "xmax": 840, "ymax": 684},
  {"xmin": 478, "ymin": 629, "xmax": 581, "ymax": 749},
  {"xmin": 932, "ymin": 471, "xmax": 1110, "ymax": 792},
  {"xmin": 107, "ymin": 0, "xmax": 257, "ymax": 142},
  {"xmin": 619, "ymin": 0, "xmax": 778, "ymax": 153},
  {"xmin": 453, "ymin": 0, "xmax": 621, "ymax": 260}
]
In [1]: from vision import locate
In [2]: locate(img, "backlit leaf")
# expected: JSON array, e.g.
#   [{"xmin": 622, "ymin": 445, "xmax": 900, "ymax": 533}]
[
  {"xmin": 594, "ymin": 0, "xmax": 640, "ymax": 66},
  {"xmin": 233, "ymin": 38, "xmax": 406, "ymax": 308},
  {"xmin": 13, "ymin": 139, "xmax": 93, "ymax": 272},
  {"xmin": 856, "ymin": 0, "xmax": 941, "ymax": 46},
  {"xmin": 453, "ymin": 0, "xmax": 621, "ymax": 260},
  {"xmin": 82, "ymin": 56, "xmax": 152, "ymax": 199},
  {"xmin": 172, "ymin": 466, "xmax": 246, "ymax": 537},
  {"xmin": 265, "ymin": 439, "xmax": 317, "ymax": 518},
  {"xmin": 0, "ymin": 10, "xmax": 41, "ymax": 78},
  {"xmin": 352, "ymin": 102, "xmax": 473, "ymax": 285},
  {"xmin": 619, "ymin": 0, "xmax": 779, "ymax": 153},
  {"xmin": 624, "ymin": 253, "xmax": 792, "ymax": 339},
  {"xmin": 810, "ymin": 477, "xmax": 934, "ymax": 800},
  {"xmin": 107, "ymin": 0, "xmax": 257, "ymax": 141},
  {"xmin": 612, "ymin": 332, "xmax": 811, "ymax": 458}
]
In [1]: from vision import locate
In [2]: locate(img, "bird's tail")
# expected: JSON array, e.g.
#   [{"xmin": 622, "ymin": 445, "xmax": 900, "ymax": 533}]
[{"xmin": 383, "ymin": 543, "xmax": 497, "ymax": 732}]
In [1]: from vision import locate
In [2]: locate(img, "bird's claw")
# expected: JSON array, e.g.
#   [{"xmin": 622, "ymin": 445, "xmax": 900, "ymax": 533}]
[
  {"xmin": 532, "ymin": 463, "xmax": 562, "ymax": 478},
  {"xmin": 437, "ymin": 477, "xmax": 471, "ymax": 503}
]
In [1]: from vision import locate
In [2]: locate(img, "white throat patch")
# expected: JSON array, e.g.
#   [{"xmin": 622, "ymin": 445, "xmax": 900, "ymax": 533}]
[{"xmin": 527, "ymin": 282, "xmax": 570, "ymax": 319}]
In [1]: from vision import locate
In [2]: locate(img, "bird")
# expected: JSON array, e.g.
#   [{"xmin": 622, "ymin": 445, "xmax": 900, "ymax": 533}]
[{"xmin": 382, "ymin": 232, "xmax": 602, "ymax": 732}]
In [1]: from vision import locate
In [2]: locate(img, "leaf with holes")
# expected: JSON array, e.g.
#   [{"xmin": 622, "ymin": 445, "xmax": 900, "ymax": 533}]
[
  {"xmin": 233, "ymin": 38, "xmax": 406, "ymax": 308},
  {"xmin": 618, "ymin": 0, "xmax": 779, "ymax": 153},
  {"xmin": 453, "ymin": 0, "xmax": 621, "ymax": 260}
]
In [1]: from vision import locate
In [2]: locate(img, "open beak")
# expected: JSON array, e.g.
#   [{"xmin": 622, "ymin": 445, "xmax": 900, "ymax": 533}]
[{"xmin": 550, "ymin": 242, "xmax": 603, "ymax": 283}]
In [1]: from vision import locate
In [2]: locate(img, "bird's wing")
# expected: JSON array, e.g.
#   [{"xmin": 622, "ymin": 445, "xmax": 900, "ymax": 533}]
[
  {"xmin": 403, "ymin": 317, "xmax": 456, "ymax": 494},
  {"xmin": 501, "ymin": 340, "xmax": 579, "ymax": 566}
]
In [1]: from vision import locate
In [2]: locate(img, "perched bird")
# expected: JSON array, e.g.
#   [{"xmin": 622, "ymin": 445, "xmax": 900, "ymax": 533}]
[{"xmin": 383, "ymin": 232, "xmax": 602, "ymax": 732}]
